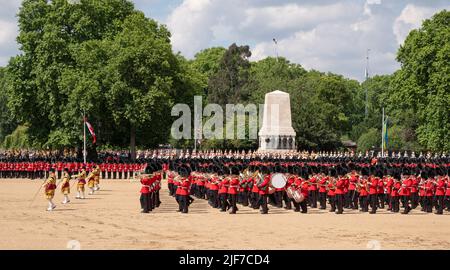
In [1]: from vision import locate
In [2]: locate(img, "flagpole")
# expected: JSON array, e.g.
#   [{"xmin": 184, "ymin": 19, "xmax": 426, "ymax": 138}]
[
  {"xmin": 381, "ymin": 107, "xmax": 385, "ymax": 158},
  {"xmin": 83, "ymin": 110, "xmax": 87, "ymax": 164}
]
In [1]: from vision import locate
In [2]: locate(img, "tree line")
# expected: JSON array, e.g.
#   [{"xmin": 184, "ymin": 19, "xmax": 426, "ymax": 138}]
[{"xmin": 0, "ymin": 0, "xmax": 448, "ymax": 156}]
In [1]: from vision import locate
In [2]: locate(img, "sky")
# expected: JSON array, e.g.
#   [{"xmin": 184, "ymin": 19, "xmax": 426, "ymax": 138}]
[{"xmin": 0, "ymin": 0, "xmax": 449, "ymax": 81}]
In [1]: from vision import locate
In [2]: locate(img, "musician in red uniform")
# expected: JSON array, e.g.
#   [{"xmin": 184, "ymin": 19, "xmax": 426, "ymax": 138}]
[
  {"xmin": 218, "ymin": 174, "xmax": 229, "ymax": 212},
  {"xmin": 411, "ymin": 176, "xmax": 420, "ymax": 209},
  {"xmin": 283, "ymin": 175, "xmax": 295, "ymax": 210},
  {"xmin": 176, "ymin": 169, "xmax": 191, "ymax": 214},
  {"xmin": 385, "ymin": 175, "xmax": 394, "ymax": 211},
  {"xmin": 299, "ymin": 178, "xmax": 309, "ymax": 213},
  {"xmin": 377, "ymin": 177, "xmax": 385, "ymax": 209},
  {"xmin": 390, "ymin": 178, "xmax": 401, "ymax": 212},
  {"xmin": 209, "ymin": 173, "xmax": 220, "ymax": 208},
  {"xmin": 250, "ymin": 173, "xmax": 260, "ymax": 209},
  {"xmin": 445, "ymin": 177, "xmax": 450, "ymax": 212},
  {"xmin": 401, "ymin": 174, "xmax": 413, "ymax": 214},
  {"xmin": 318, "ymin": 176, "xmax": 328, "ymax": 209},
  {"xmin": 359, "ymin": 176, "xmax": 369, "ymax": 212},
  {"xmin": 435, "ymin": 177, "xmax": 445, "ymax": 215},
  {"xmin": 228, "ymin": 168, "xmax": 240, "ymax": 214},
  {"xmin": 335, "ymin": 174, "xmax": 345, "ymax": 214},
  {"xmin": 327, "ymin": 179, "xmax": 336, "ymax": 212},
  {"xmin": 368, "ymin": 176, "xmax": 379, "ymax": 214},
  {"xmin": 307, "ymin": 176, "xmax": 318, "ymax": 208},
  {"xmin": 423, "ymin": 178, "xmax": 435, "ymax": 213},
  {"xmin": 348, "ymin": 172, "xmax": 359, "ymax": 210},
  {"xmin": 140, "ymin": 175, "xmax": 151, "ymax": 213},
  {"xmin": 257, "ymin": 170, "xmax": 271, "ymax": 214}
]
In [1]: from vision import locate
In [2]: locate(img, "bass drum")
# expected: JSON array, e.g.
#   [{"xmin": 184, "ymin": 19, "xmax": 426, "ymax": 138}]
[
  {"xmin": 292, "ymin": 190, "xmax": 305, "ymax": 203},
  {"xmin": 271, "ymin": 173, "xmax": 287, "ymax": 188}
]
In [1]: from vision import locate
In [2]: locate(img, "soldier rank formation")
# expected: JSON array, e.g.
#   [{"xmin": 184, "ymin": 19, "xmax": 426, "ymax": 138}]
[
  {"xmin": 6, "ymin": 150, "xmax": 449, "ymax": 215},
  {"xmin": 143, "ymin": 151, "xmax": 450, "ymax": 216}
]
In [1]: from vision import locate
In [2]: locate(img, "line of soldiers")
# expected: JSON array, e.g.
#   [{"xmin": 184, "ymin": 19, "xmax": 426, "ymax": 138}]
[
  {"xmin": 138, "ymin": 172, "xmax": 162, "ymax": 213},
  {"xmin": 0, "ymin": 161, "xmax": 146, "ymax": 180},
  {"xmin": 150, "ymin": 155, "xmax": 449, "ymax": 215},
  {"xmin": 41, "ymin": 165, "xmax": 101, "ymax": 211}
]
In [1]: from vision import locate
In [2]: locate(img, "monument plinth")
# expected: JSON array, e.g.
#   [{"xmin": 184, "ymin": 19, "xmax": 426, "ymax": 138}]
[{"xmin": 258, "ymin": 90, "xmax": 296, "ymax": 151}]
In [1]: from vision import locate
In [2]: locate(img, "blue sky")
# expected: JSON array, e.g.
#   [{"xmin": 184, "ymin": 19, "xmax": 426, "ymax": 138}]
[{"xmin": 0, "ymin": 0, "xmax": 449, "ymax": 81}]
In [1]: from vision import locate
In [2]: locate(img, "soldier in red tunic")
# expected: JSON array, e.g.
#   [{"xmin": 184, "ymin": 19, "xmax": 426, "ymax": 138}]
[
  {"xmin": 368, "ymin": 175, "xmax": 379, "ymax": 214},
  {"xmin": 435, "ymin": 176, "xmax": 445, "ymax": 215},
  {"xmin": 359, "ymin": 176, "xmax": 369, "ymax": 212},
  {"xmin": 218, "ymin": 174, "xmax": 229, "ymax": 212},
  {"xmin": 175, "ymin": 168, "xmax": 191, "ymax": 214},
  {"xmin": 335, "ymin": 174, "xmax": 345, "ymax": 214},
  {"xmin": 228, "ymin": 167, "xmax": 240, "ymax": 214},
  {"xmin": 317, "ymin": 175, "xmax": 328, "ymax": 209},
  {"xmin": 140, "ymin": 174, "xmax": 151, "ymax": 213},
  {"xmin": 444, "ymin": 176, "xmax": 450, "ymax": 212},
  {"xmin": 257, "ymin": 168, "xmax": 271, "ymax": 214}
]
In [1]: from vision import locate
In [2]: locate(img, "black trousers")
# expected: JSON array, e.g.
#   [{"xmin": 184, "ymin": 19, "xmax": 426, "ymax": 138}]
[
  {"xmin": 178, "ymin": 195, "xmax": 189, "ymax": 213},
  {"xmin": 349, "ymin": 190, "xmax": 359, "ymax": 209},
  {"xmin": 219, "ymin": 193, "xmax": 228, "ymax": 211},
  {"xmin": 378, "ymin": 194, "xmax": 385, "ymax": 208},
  {"xmin": 445, "ymin": 196, "xmax": 450, "ymax": 211},
  {"xmin": 328, "ymin": 195, "xmax": 336, "ymax": 211},
  {"xmin": 300, "ymin": 200, "xmax": 308, "ymax": 213},
  {"xmin": 140, "ymin": 193, "xmax": 151, "ymax": 213},
  {"xmin": 155, "ymin": 190, "xmax": 161, "ymax": 207},
  {"xmin": 210, "ymin": 190, "xmax": 219, "ymax": 208},
  {"xmin": 402, "ymin": 195, "xmax": 411, "ymax": 214},
  {"xmin": 251, "ymin": 192, "xmax": 260, "ymax": 209},
  {"xmin": 318, "ymin": 192, "xmax": 327, "ymax": 209},
  {"xmin": 411, "ymin": 192, "xmax": 419, "ymax": 208},
  {"xmin": 241, "ymin": 191, "xmax": 249, "ymax": 206},
  {"xmin": 423, "ymin": 196, "xmax": 433, "ymax": 213},
  {"xmin": 168, "ymin": 183, "xmax": 174, "ymax": 196},
  {"xmin": 435, "ymin": 195, "xmax": 444, "ymax": 214},
  {"xmin": 335, "ymin": 194, "xmax": 344, "ymax": 213},
  {"xmin": 359, "ymin": 196, "xmax": 369, "ymax": 212},
  {"xmin": 391, "ymin": 196, "xmax": 400, "ymax": 212},
  {"xmin": 308, "ymin": 190, "xmax": 317, "ymax": 208},
  {"xmin": 229, "ymin": 194, "xmax": 238, "ymax": 213},
  {"xmin": 274, "ymin": 191, "xmax": 283, "ymax": 207},
  {"xmin": 283, "ymin": 192, "xmax": 292, "ymax": 209},
  {"xmin": 260, "ymin": 194, "xmax": 268, "ymax": 214},
  {"xmin": 369, "ymin": 194, "xmax": 378, "ymax": 213}
]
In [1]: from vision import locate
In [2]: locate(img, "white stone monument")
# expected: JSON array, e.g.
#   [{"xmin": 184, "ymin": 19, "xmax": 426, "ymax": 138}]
[{"xmin": 258, "ymin": 90, "xmax": 296, "ymax": 151}]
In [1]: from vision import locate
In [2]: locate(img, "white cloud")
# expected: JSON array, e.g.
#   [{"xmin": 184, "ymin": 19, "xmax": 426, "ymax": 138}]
[{"xmin": 393, "ymin": 4, "xmax": 449, "ymax": 45}]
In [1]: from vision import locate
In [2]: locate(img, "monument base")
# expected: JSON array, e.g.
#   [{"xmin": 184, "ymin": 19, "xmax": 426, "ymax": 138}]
[{"xmin": 258, "ymin": 135, "xmax": 296, "ymax": 151}]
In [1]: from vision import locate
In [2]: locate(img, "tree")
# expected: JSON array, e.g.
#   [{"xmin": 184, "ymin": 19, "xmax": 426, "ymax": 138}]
[
  {"xmin": 103, "ymin": 12, "xmax": 194, "ymax": 159},
  {"xmin": 390, "ymin": 10, "xmax": 450, "ymax": 151},
  {"xmin": 191, "ymin": 47, "xmax": 226, "ymax": 92},
  {"xmin": 357, "ymin": 128, "xmax": 380, "ymax": 152},
  {"xmin": 207, "ymin": 43, "xmax": 252, "ymax": 105},
  {"xmin": 6, "ymin": 0, "xmax": 135, "ymax": 147},
  {"xmin": 0, "ymin": 67, "xmax": 17, "ymax": 144}
]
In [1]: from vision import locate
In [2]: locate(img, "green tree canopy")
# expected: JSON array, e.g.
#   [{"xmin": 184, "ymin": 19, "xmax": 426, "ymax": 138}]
[{"xmin": 389, "ymin": 10, "xmax": 450, "ymax": 151}]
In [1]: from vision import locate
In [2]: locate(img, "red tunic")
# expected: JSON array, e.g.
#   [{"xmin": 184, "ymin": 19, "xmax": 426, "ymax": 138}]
[
  {"xmin": 228, "ymin": 178, "xmax": 239, "ymax": 195},
  {"xmin": 218, "ymin": 179, "xmax": 229, "ymax": 194}
]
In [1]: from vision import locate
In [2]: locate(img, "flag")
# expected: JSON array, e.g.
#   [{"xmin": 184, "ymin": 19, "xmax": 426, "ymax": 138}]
[
  {"xmin": 84, "ymin": 117, "xmax": 97, "ymax": 144},
  {"xmin": 382, "ymin": 117, "xmax": 388, "ymax": 150}
]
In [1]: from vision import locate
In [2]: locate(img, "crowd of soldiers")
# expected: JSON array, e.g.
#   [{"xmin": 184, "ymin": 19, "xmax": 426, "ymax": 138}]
[
  {"xmin": 140, "ymin": 149, "xmax": 450, "ymax": 215},
  {"xmin": 3, "ymin": 148, "xmax": 449, "ymax": 215}
]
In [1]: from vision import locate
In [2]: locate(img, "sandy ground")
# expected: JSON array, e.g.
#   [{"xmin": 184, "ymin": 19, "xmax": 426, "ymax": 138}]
[{"xmin": 0, "ymin": 178, "xmax": 449, "ymax": 250}]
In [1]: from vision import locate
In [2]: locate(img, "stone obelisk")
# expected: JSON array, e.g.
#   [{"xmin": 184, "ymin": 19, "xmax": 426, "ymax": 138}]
[{"xmin": 258, "ymin": 90, "xmax": 296, "ymax": 151}]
